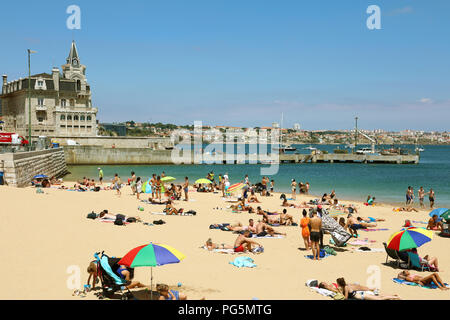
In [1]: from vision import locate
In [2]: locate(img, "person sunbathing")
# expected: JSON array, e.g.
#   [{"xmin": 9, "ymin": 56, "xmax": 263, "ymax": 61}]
[
  {"xmin": 205, "ymin": 238, "xmax": 234, "ymax": 250},
  {"xmin": 247, "ymin": 191, "xmax": 261, "ymax": 203},
  {"xmin": 318, "ymin": 282, "xmax": 340, "ymax": 293},
  {"xmin": 336, "ymin": 277, "xmax": 401, "ymax": 300},
  {"xmin": 408, "ymin": 248, "xmax": 440, "ymax": 271},
  {"xmin": 397, "ymin": 271, "xmax": 448, "ymax": 290},
  {"xmin": 255, "ymin": 221, "xmax": 286, "ymax": 237},
  {"xmin": 234, "ymin": 230, "xmax": 262, "ymax": 252},
  {"xmin": 345, "ymin": 214, "xmax": 376, "ymax": 236},
  {"xmin": 427, "ymin": 215, "xmax": 444, "ymax": 231},
  {"xmin": 157, "ymin": 283, "xmax": 188, "ymax": 300},
  {"xmin": 358, "ymin": 216, "xmax": 385, "ymax": 223},
  {"xmin": 281, "ymin": 198, "xmax": 299, "ymax": 208},
  {"xmin": 393, "ymin": 207, "xmax": 419, "ymax": 212},
  {"xmin": 98, "ymin": 210, "xmax": 142, "ymax": 222},
  {"xmin": 147, "ymin": 198, "xmax": 169, "ymax": 205}
]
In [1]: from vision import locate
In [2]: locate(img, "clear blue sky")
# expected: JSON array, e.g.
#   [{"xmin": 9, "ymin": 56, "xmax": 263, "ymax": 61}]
[{"xmin": 1, "ymin": 0, "xmax": 449, "ymax": 131}]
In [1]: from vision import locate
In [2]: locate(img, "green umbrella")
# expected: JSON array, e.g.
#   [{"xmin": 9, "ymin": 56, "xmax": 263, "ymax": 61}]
[
  {"xmin": 195, "ymin": 178, "xmax": 212, "ymax": 184},
  {"xmin": 161, "ymin": 176, "xmax": 176, "ymax": 183}
]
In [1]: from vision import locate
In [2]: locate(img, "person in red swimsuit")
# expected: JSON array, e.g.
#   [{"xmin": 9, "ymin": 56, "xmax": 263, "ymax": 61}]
[{"xmin": 233, "ymin": 230, "xmax": 262, "ymax": 252}]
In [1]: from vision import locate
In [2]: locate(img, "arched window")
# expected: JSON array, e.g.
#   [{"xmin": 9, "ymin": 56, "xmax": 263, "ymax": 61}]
[
  {"xmin": 87, "ymin": 116, "xmax": 92, "ymax": 121},
  {"xmin": 74, "ymin": 115, "xmax": 79, "ymax": 121},
  {"xmin": 80, "ymin": 115, "xmax": 85, "ymax": 121},
  {"xmin": 67, "ymin": 115, "xmax": 72, "ymax": 120},
  {"xmin": 60, "ymin": 115, "xmax": 65, "ymax": 121}
]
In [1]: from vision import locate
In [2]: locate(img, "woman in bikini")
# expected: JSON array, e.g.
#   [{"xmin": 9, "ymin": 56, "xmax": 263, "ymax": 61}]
[
  {"xmin": 155, "ymin": 176, "xmax": 162, "ymax": 201},
  {"xmin": 397, "ymin": 271, "xmax": 448, "ymax": 290},
  {"xmin": 336, "ymin": 277, "xmax": 401, "ymax": 300}
]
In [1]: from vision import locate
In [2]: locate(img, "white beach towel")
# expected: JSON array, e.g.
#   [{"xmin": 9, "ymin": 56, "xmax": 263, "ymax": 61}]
[
  {"xmin": 252, "ymin": 234, "xmax": 284, "ymax": 239},
  {"xmin": 201, "ymin": 246, "xmax": 236, "ymax": 254},
  {"xmin": 151, "ymin": 212, "xmax": 167, "ymax": 215},
  {"xmin": 354, "ymin": 248, "xmax": 384, "ymax": 253},
  {"xmin": 309, "ymin": 287, "xmax": 336, "ymax": 298}
]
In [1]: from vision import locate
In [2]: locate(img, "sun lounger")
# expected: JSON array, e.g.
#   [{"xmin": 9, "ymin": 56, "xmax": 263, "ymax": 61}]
[{"xmin": 383, "ymin": 242, "xmax": 402, "ymax": 267}]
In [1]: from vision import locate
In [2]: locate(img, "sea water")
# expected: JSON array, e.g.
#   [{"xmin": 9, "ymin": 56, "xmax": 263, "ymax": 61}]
[{"xmin": 66, "ymin": 144, "xmax": 450, "ymax": 207}]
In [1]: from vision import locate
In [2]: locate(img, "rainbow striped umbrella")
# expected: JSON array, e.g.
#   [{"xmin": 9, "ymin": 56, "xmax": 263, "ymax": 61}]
[
  {"xmin": 387, "ymin": 227, "xmax": 433, "ymax": 251},
  {"xmin": 118, "ymin": 243, "xmax": 185, "ymax": 299},
  {"xmin": 227, "ymin": 182, "xmax": 245, "ymax": 193}
]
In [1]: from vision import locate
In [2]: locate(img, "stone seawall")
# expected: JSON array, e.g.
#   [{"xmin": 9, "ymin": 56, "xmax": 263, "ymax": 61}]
[
  {"xmin": 53, "ymin": 136, "xmax": 172, "ymax": 148},
  {"xmin": 0, "ymin": 148, "xmax": 69, "ymax": 187},
  {"xmin": 64, "ymin": 146, "xmax": 176, "ymax": 164}
]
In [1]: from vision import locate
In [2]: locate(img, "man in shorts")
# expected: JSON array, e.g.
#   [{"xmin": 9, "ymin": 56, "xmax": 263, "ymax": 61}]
[
  {"xmin": 234, "ymin": 230, "xmax": 262, "ymax": 253},
  {"xmin": 309, "ymin": 211, "xmax": 322, "ymax": 260}
]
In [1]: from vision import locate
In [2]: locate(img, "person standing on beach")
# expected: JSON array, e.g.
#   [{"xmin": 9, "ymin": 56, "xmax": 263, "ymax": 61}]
[
  {"xmin": 305, "ymin": 182, "xmax": 310, "ymax": 195},
  {"xmin": 300, "ymin": 209, "xmax": 311, "ymax": 251},
  {"xmin": 183, "ymin": 177, "xmax": 189, "ymax": 201},
  {"xmin": 406, "ymin": 186, "xmax": 412, "ymax": 205},
  {"xmin": 130, "ymin": 171, "xmax": 136, "ymax": 195},
  {"xmin": 410, "ymin": 187, "xmax": 415, "ymax": 206},
  {"xmin": 136, "ymin": 177, "xmax": 142, "ymax": 200},
  {"xmin": 156, "ymin": 176, "xmax": 162, "ymax": 201},
  {"xmin": 291, "ymin": 179, "xmax": 297, "ymax": 200},
  {"xmin": 309, "ymin": 211, "xmax": 322, "ymax": 260},
  {"xmin": 98, "ymin": 168, "xmax": 103, "ymax": 185},
  {"xmin": 112, "ymin": 173, "xmax": 121, "ymax": 196},
  {"xmin": 270, "ymin": 180, "xmax": 274, "ymax": 193},
  {"xmin": 244, "ymin": 174, "xmax": 249, "ymax": 186},
  {"xmin": 418, "ymin": 187, "xmax": 425, "ymax": 208},
  {"xmin": 428, "ymin": 188, "xmax": 435, "ymax": 209},
  {"xmin": 151, "ymin": 174, "xmax": 157, "ymax": 200}
]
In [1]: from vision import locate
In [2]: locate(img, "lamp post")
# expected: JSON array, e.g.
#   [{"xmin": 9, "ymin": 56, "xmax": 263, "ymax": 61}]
[
  {"xmin": 354, "ymin": 116, "xmax": 358, "ymax": 153},
  {"xmin": 27, "ymin": 49, "xmax": 37, "ymax": 150}
]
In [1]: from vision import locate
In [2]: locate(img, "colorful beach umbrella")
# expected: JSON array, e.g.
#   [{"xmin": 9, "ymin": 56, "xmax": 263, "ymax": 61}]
[
  {"xmin": 161, "ymin": 176, "xmax": 176, "ymax": 183},
  {"xmin": 118, "ymin": 243, "xmax": 186, "ymax": 300},
  {"xmin": 387, "ymin": 227, "xmax": 433, "ymax": 251},
  {"xmin": 227, "ymin": 182, "xmax": 245, "ymax": 193},
  {"xmin": 33, "ymin": 174, "xmax": 48, "ymax": 179},
  {"xmin": 428, "ymin": 208, "xmax": 450, "ymax": 222},
  {"xmin": 195, "ymin": 178, "xmax": 212, "ymax": 184}
]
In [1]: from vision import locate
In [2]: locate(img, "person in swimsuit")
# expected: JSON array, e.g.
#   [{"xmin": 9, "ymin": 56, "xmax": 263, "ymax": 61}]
[
  {"xmin": 309, "ymin": 211, "xmax": 322, "ymax": 260},
  {"xmin": 130, "ymin": 171, "xmax": 136, "ymax": 195},
  {"xmin": 155, "ymin": 176, "xmax": 162, "ymax": 201},
  {"xmin": 205, "ymin": 238, "xmax": 234, "ymax": 250},
  {"xmin": 418, "ymin": 186, "xmax": 425, "ymax": 208},
  {"xmin": 183, "ymin": 177, "xmax": 189, "ymax": 201},
  {"xmin": 398, "ymin": 271, "xmax": 448, "ymax": 290},
  {"xmin": 318, "ymin": 282, "xmax": 340, "ymax": 293},
  {"xmin": 233, "ymin": 230, "xmax": 262, "ymax": 252},
  {"xmin": 157, "ymin": 283, "xmax": 191, "ymax": 300},
  {"xmin": 86, "ymin": 261, "xmax": 100, "ymax": 290},
  {"xmin": 116, "ymin": 265, "xmax": 150, "ymax": 289},
  {"xmin": 300, "ymin": 209, "xmax": 311, "ymax": 250},
  {"xmin": 254, "ymin": 221, "xmax": 286, "ymax": 237},
  {"xmin": 428, "ymin": 188, "xmax": 435, "ymax": 209},
  {"xmin": 427, "ymin": 215, "xmax": 444, "ymax": 232},
  {"xmin": 336, "ymin": 277, "xmax": 401, "ymax": 300}
]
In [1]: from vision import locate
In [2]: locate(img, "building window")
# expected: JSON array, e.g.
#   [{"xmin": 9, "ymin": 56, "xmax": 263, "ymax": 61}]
[
  {"xmin": 37, "ymin": 80, "xmax": 43, "ymax": 86},
  {"xmin": 80, "ymin": 115, "xmax": 85, "ymax": 121},
  {"xmin": 74, "ymin": 115, "xmax": 79, "ymax": 121},
  {"xmin": 37, "ymin": 98, "xmax": 44, "ymax": 106},
  {"xmin": 61, "ymin": 99, "xmax": 66, "ymax": 107},
  {"xmin": 60, "ymin": 125, "xmax": 66, "ymax": 128},
  {"xmin": 87, "ymin": 116, "xmax": 92, "ymax": 121},
  {"xmin": 38, "ymin": 117, "xmax": 44, "ymax": 123},
  {"xmin": 60, "ymin": 115, "xmax": 65, "ymax": 121},
  {"xmin": 67, "ymin": 115, "xmax": 72, "ymax": 120}
]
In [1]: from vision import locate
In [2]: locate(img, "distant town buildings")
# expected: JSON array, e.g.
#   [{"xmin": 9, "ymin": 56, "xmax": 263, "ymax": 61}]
[
  {"xmin": 293, "ymin": 123, "xmax": 301, "ymax": 131},
  {"xmin": 0, "ymin": 41, "xmax": 98, "ymax": 137}
]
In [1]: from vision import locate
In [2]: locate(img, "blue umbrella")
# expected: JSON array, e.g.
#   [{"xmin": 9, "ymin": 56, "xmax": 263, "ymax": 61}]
[
  {"xmin": 428, "ymin": 208, "xmax": 449, "ymax": 222},
  {"xmin": 33, "ymin": 174, "xmax": 48, "ymax": 179}
]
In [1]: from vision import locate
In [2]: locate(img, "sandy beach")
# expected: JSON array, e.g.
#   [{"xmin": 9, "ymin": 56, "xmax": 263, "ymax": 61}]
[{"xmin": 0, "ymin": 182, "xmax": 448, "ymax": 300}]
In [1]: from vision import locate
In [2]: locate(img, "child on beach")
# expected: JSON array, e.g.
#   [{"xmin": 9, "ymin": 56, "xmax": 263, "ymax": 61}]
[{"xmin": 136, "ymin": 177, "xmax": 142, "ymax": 200}]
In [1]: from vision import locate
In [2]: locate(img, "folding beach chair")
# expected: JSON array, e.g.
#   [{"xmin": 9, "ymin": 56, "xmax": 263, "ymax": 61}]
[
  {"xmin": 383, "ymin": 242, "xmax": 402, "ymax": 267},
  {"xmin": 407, "ymin": 252, "xmax": 434, "ymax": 272}
]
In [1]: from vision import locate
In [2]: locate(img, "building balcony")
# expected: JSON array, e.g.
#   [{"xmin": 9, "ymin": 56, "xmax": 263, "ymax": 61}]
[
  {"xmin": 36, "ymin": 105, "xmax": 47, "ymax": 111},
  {"xmin": 55, "ymin": 106, "xmax": 98, "ymax": 113}
]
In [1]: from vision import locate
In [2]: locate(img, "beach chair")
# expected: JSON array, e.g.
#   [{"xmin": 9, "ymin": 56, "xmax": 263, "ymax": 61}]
[
  {"xmin": 94, "ymin": 252, "xmax": 134, "ymax": 300},
  {"xmin": 407, "ymin": 252, "xmax": 434, "ymax": 272},
  {"xmin": 383, "ymin": 242, "xmax": 402, "ymax": 267}
]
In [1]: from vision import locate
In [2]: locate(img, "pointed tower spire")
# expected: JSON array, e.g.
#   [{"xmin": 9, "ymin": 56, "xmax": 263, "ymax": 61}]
[{"xmin": 66, "ymin": 40, "xmax": 80, "ymax": 66}]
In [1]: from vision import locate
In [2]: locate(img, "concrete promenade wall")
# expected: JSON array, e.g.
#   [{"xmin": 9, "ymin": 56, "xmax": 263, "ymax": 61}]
[
  {"xmin": 52, "ymin": 136, "xmax": 172, "ymax": 148},
  {"xmin": 64, "ymin": 146, "xmax": 176, "ymax": 165},
  {"xmin": 0, "ymin": 148, "xmax": 69, "ymax": 187}
]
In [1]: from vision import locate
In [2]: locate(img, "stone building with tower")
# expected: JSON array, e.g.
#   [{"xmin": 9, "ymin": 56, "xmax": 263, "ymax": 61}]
[{"xmin": 0, "ymin": 41, "xmax": 98, "ymax": 137}]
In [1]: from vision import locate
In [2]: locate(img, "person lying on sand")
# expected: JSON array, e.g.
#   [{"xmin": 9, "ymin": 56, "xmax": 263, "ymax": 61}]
[
  {"xmin": 281, "ymin": 198, "xmax": 299, "ymax": 208},
  {"xmin": 336, "ymin": 277, "xmax": 401, "ymax": 300},
  {"xmin": 397, "ymin": 271, "xmax": 448, "ymax": 290},
  {"xmin": 254, "ymin": 221, "xmax": 286, "ymax": 237},
  {"xmin": 147, "ymin": 198, "xmax": 169, "ymax": 205},
  {"xmin": 205, "ymin": 238, "xmax": 234, "ymax": 250},
  {"xmin": 230, "ymin": 198, "xmax": 254, "ymax": 213},
  {"xmin": 427, "ymin": 215, "xmax": 444, "ymax": 232},
  {"xmin": 234, "ymin": 230, "xmax": 262, "ymax": 252},
  {"xmin": 318, "ymin": 282, "xmax": 340, "ymax": 293},
  {"xmin": 358, "ymin": 216, "xmax": 385, "ymax": 223},
  {"xmin": 393, "ymin": 207, "xmax": 419, "ymax": 212}
]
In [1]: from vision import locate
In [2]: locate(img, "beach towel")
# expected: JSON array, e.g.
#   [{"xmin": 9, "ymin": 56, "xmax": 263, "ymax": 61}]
[
  {"xmin": 392, "ymin": 278, "xmax": 450, "ymax": 289},
  {"xmin": 305, "ymin": 250, "xmax": 330, "ymax": 260},
  {"xmin": 361, "ymin": 228, "xmax": 389, "ymax": 232},
  {"xmin": 347, "ymin": 239, "xmax": 377, "ymax": 246},
  {"xmin": 229, "ymin": 256, "xmax": 257, "ymax": 268},
  {"xmin": 251, "ymin": 234, "xmax": 284, "ymax": 239},
  {"xmin": 321, "ymin": 213, "xmax": 352, "ymax": 247},
  {"xmin": 201, "ymin": 246, "xmax": 236, "ymax": 254},
  {"xmin": 151, "ymin": 212, "xmax": 167, "ymax": 215},
  {"xmin": 354, "ymin": 247, "xmax": 384, "ymax": 253}
]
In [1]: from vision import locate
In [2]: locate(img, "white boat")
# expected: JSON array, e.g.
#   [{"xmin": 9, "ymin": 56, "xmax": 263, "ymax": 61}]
[
  {"xmin": 356, "ymin": 147, "xmax": 375, "ymax": 154},
  {"xmin": 415, "ymin": 147, "xmax": 425, "ymax": 152},
  {"xmin": 303, "ymin": 145, "xmax": 317, "ymax": 151}
]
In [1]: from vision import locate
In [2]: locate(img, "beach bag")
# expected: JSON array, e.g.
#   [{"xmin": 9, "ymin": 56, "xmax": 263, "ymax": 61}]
[
  {"xmin": 114, "ymin": 217, "xmax": 124, "ymax": 226},
  {"xmin": 87, "ymin": 212, "xmax": 97, "ymax": 219},
  {"xmin": 94, "ymin": 186, "xmax": 100, "ymax": 192},
  {"xmin": 153, "ymin": 219, "xmax": 165, "ymax": 225},
  {"xmin": 126, "ymin": 217, "xmax": 137, "ymax": 223}
]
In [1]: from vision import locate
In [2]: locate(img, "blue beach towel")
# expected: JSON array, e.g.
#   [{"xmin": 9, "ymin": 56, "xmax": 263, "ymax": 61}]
[
  {"xmin": 229, "ymin": 256, "xmax": 257, "ymax": 268},
  {"xmin": 392, "ymin": 278, "xmax": 449, "ymax": 289},
  {"xmin": 305, "ymin": 250, "xmax": 330, "ymax": 260}
]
